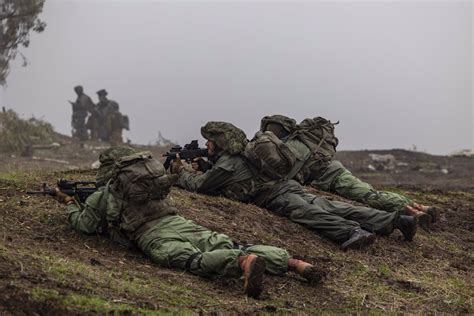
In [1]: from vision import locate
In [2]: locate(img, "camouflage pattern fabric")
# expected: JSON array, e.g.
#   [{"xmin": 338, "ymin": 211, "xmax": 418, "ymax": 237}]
[
  {"xmin": 260, "ymin": 114, "xmax": 297, "ymax": 133},
  {"xmin": 96, "ymin": 146, "xmax": 137, "ymax": 186},
  {"xmin": 200, "ymin": 121, "xmax": 247, "ymax": 155}
]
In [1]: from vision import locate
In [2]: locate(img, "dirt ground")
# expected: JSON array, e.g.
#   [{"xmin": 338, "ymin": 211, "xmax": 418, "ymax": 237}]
[{"xmin": 0, "ymin": 141, "xmax": 473, "ymax": 314}]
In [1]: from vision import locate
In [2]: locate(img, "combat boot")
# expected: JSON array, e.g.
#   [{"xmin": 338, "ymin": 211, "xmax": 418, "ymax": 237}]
[
  {"xmin": 405, "ymin": 205, "xmax": 432, "ymax": 229},
  {"xmin": 394, "ymin": 215, "xmax": 417, "ymax": 241},
  {"xmin": 288, "ymin": 258, "xmax": 325, "ymax": 285},
  {"xmin": 341, "ymin": 229, "xmax": 376, "ymax": 250},
  {"xmin": 411, "ymin": 202, "xmax": 440, "ymax": 223},
  {"xmin": 238, "ymin": 254, "xmax": 266, "ymax": 298}
]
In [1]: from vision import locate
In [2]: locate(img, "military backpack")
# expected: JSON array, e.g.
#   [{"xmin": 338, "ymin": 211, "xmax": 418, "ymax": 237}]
[
  {"xmin": 293, "ymin": 117, "xmax": 339, "ymax": 165},
  {"xmin": 243, "ymin": 131, "xmax": 304, "ymax": 181},
  {"xmin": 108, "ymin": 151, "xmax": 178, "ymax": 240},
  {"xmin": 111, "ymin": 151, "xmax": 177, "ymax": 203}
]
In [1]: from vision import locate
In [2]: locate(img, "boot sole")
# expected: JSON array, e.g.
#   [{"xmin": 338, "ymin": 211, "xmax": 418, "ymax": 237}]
[
  {"xmin": 303, "ymin": 266, "xmax": 325, "ymax": 285},
  {"xmin": 403, "ymin": 221, "xmax": 417, "ymax": 241},
  {"xmin": 341, "ymin": 233, "xmax": 376, "ymax": 250},
  {"xmin": 416, "ymin": 213, "xmax": 432, "ymax": 230},
  {"xmin": 427, "ymin": 207, "xmax": 440, "ymax": 223},
  {"xmin": 245, "ymin": 257, "xmax": 266, "ymax": 299}
]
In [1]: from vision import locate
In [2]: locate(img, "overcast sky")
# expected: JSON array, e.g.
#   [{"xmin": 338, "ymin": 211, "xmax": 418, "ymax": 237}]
[{"xmin": 0, "ymin": 0, "xmax": 472, "ymax": 155}]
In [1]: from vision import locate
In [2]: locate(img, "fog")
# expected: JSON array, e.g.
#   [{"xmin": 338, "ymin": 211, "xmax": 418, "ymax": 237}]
[{"xmin": 0, "ymin": 0, "xmax": 472, "ymax": 155}]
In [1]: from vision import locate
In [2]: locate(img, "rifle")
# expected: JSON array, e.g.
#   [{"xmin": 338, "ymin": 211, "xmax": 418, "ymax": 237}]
[
  {"xmin": 26, "ymin": 179, "xmax": 98, "ymax": 203},
  {"xmin": 163, "ymin": 140, "xmax": 209, "ymax": 171}
]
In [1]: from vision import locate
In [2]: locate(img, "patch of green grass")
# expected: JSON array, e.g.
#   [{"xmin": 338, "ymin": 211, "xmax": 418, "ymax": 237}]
[
  {"xmin": 31, "ymin": 287, "xmax": 60, "ymax": 301},
  {"xmin": 377, "ymin": 264, "xmax": 392, "ymax": 278},
  {"xmin": 31, "ymin": 287, "xmax": 176, "ymax": 315},
  {"xmin": 352, "ymin": 262, "xmax": 369, "ymax": 277},
  {"xmin": 34, "ymin": 253, "xmax": 217, "ymax": 309}
]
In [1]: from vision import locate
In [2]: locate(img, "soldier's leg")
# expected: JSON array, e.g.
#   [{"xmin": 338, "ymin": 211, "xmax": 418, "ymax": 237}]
[
  {"xmin": 300, "ymin": 194, "xmax": 397, "ymax": 236},
  {"xmin": 241, "ymin": 245, "xmax": 289, "ymax": 275},
  {"xmin": 137, "ymin": 215, "xmax": 244, "ymax": 278},
  {"xmin": 264, "ymin": 182, "xmax": 361, "ymax": 243},
  {"xmin": 173, "ymin": 216, "xmax": 290, "ymax": 276},
  {"xmin": 77, "ymin": 117, "xmax": 88, "ymax": 141},
  {"xmin": 312, "ymin": 160, "xmax": 412, "ymax": 214}
]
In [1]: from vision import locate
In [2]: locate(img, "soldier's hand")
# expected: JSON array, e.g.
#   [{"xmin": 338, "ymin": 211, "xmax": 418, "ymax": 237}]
[
  {"xmin": 54, "ymin": 188, "xmax": 74, "ymax": 205},
  {"xmin": 170, "ymin": 155, "xmax": 184, "ymax": 174},
  {"xmin": 191, "ymin": 157, "xmax": 204, "ymax": 171}
]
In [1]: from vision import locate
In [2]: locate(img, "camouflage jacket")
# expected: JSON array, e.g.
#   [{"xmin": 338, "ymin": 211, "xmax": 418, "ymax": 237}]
[
  {"xmin": 175, "ymin": 153, "xmax": 265, "ymax": 203},
  {"xmin": 66, "ymin": 186, "xmax": 113, "ymax": 235},
  {"xmin": 66, "ymin": 184, "xmax": 175, "ymax": 244}
]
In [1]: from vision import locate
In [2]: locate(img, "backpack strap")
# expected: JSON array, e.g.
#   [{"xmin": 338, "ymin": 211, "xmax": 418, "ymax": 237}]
[{"xmin": 286, "ymin": 148, "xmax": 311, "ymax": 180}]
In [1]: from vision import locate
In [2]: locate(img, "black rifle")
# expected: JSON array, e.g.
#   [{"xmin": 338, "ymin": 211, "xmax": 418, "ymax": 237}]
[
  {"xmin": 163, "ymin": 140, "xmax": 209, "ymax": 171},
  {"xmin": 27, "ymin": 179, "xmax": 98, "ymax": 203}
]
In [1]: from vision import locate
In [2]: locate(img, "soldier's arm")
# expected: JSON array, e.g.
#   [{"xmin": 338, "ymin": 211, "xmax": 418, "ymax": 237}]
[
  {"xmin": 175, "ymin": 160, "xmax": 234, "ymax": 193},
  {"xmin": 66, "ymin": 190, "xmax": 107, "ymax": 235}
]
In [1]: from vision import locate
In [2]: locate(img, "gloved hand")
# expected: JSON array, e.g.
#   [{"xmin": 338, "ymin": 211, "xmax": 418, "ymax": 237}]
[
  {"xmin": 54, "ymin": 188, "xmax": 74, "ymax": 204},
  {"xmin": 170, "ymin": 156, "xmax": 184, "ymax": 174}
]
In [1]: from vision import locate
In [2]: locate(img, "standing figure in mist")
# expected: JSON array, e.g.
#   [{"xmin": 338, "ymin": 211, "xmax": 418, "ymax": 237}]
[
  {"xmin": 95, "ymin": 89, "xmax": 128, "ymax": 144},
  {"xmin": 107, "ymin": 102, "xmax": 128, "ymax": 146},
  {"xmin": 95, "ymin": 89, "xmax": 114, "ymax": 142},
  {"xmin": 69, "ymin": 85, "xmax": 94, "ymax": 141}
]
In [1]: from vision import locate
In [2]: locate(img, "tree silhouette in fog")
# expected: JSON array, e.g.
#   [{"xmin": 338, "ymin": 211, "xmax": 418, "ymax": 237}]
[{"xmin": 0, "ymin": 0, "xmax": 46, "ymax": 85}]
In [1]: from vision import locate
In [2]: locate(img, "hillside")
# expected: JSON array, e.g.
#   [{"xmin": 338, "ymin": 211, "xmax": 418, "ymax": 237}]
[{"xmin": 0, "ymin": 132, "xmax": 473, "ymax": 314}]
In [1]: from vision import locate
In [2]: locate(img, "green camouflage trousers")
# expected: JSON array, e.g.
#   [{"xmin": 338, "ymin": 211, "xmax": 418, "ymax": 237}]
[
  {"xmin": 136, "ymin": 215, "xmax": 289, "ymax": 278},
  {"xmin": 260, "ymin": 180, "xmax": 397, "ymax": 243},
  {"xmin": 309, "ymin": 160, "xmax": 412, "ymax": 214}
]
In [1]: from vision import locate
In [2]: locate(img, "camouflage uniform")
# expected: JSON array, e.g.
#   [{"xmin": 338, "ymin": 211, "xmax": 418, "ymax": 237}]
[
  {"xmin": 176, "ymin": 122, "xmax": 399, "ymax": 244},
  {"xmin": 260, "ymin": 115, "xmax": 412, "ymax": 215},
  {"xmin": 66, "ymin": 147, "xmax": 289, "ymax": 279},
  {"xmin": 72, "ymin": 87, "xmax": 94, "ymax": 141}
]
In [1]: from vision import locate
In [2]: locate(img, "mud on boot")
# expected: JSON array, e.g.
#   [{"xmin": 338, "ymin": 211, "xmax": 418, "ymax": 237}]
[
  {"xmin": 394, "ymin": 215, "xmax": 417, "ymax": 241},
  {"xmin": 239, "ymin": 254, "xmax": 266, "ymax": 298},
  {"xmin": 405, "ymin": 205, "xmax": 432, "ymax": 229},
  {"xmin": 340, "ymin": 229, "xmax": 376, "ymax": 251},
  {"xmin": 288, "ymin": 258, "xmax": 325, "ymax": 285},
  {"xmin": 412, "ymin": 202, "xmax": 440, "ymax": 223}
]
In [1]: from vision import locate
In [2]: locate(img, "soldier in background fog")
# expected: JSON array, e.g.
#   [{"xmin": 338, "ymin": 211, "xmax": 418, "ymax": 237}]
[
  {"xmin": 95, "ymin": 89, "xmax": 115, "ymax": 142},
  {"xmin": 107, "ymin": 102, "xmax": 129, "ymax": 146},
  {"xmin": 70, "ymin": 85, "xmax": 93, "ymax": 141},
  {"xmin": 86, "ymin": 103, "xmax": 100, "ymax": 141}
]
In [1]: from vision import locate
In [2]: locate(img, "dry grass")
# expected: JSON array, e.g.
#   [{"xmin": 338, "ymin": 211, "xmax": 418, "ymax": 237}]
[{"xmin": 0, "ymin": 167, "xmax": 473, "ymax": 314}]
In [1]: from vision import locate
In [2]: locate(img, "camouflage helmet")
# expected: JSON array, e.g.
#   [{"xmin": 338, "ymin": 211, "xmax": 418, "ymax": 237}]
[
  {"xmin": 260, "ymin": 115, "xmax": 297, "ymax": 133},
  {"xmin": 96, "ymin": 146, "xmax": 137, "ymax": 185},
  {"xmin": 201, "ymin": 121, "xmax": 248, "ymax": 155}
]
